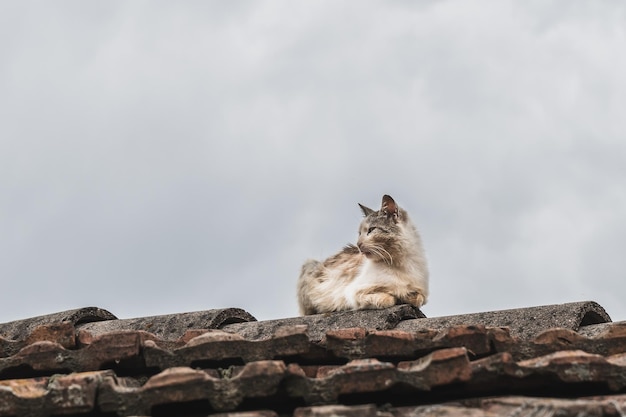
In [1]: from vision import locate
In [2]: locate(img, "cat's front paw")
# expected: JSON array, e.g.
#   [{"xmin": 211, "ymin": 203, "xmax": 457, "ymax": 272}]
[
  {"xmin": 359, "ymin": 292, "xmax": 397, "ymax": 310},
  {"xmin": 403, "ymin": 291, "xmax": 426, "ymax": 308}
]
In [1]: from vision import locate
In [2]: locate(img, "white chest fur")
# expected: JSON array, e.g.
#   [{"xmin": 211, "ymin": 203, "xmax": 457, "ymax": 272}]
[{"xmin": 343, "ymin": 259, "xmax": 398, "ymax": 308}]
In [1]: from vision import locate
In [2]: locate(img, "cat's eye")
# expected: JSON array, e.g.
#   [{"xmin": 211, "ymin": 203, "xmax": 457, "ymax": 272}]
[{"xmin": 367, "ymin": 227, "xmax": 376, "ymax": 235}]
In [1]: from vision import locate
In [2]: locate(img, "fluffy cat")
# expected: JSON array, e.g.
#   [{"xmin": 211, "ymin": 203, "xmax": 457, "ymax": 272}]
[{"xmin": 297, "ymin": 194, "xmax": 429, "ymax": 315}]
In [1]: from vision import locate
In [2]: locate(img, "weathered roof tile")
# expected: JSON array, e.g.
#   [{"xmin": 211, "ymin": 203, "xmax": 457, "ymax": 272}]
[
  {"xmin": 99, "ymin": 360, "xmax": 287, "ymax": 415},
  {"xmin": 0, "ymin": 307, "xmax": 116, "ymax": 341},
  {"xmin": 397, "ymin": 301, "xmax": 611, "ymax": 339},
  {"xmin": 77, "ymin": 308, "xmax": 256, "ymax": 341},
  {"xmin": 0, "ymin": 331, "xmax": 141, "ymax": 378},
  {"xmin": 325, "ymin": 325, "xmax": 494, "ymax": 361},
  {"xmin": 144, "ymin": 325, "xmax": 310, "ymax": 370},
  {"xmin": 493, "ymin": 320, "xmax": 626, "ymax": 360},
  {"xmin": 293, "ymin": 404, "xmax": 378, "ymax": 417},
  {"xmin": 212, "ymin": 412, "xmax": 279, "ymax": 417},
  {"xmin": 0, "ymin": 301, "xmax": 623, "ymax": 416},
  {"xmin": 1, "ymin": 322, "xmax": 77, "ymax": 360},
  {"xmin": 286, "ymin": 348, "xmax": 471, "ymax": 405},
  {"xmin": 469, "ymin": 348, "xmax": 626, "ymax": 393},
  {"xmin": 480, "ymin": 394, "xmax": 626, "ymax": 417},
  {"xmin": 222, "ymin": 304, "xmax": 424, "ymax": 343},
  {"xmin": 293, "ymin": 396, "xmax": 626, "ymax": 417},
  {"xmin": 0, "ymin": 370, "xmax": 112, "ymax": 417},
  {"xmin": 389, "ymin": 404, "xmax": 500, "ymax": 417}
]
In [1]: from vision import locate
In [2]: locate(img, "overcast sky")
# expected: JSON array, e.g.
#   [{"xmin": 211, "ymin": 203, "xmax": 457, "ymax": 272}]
[{"xmin": 1, "ymin": 2, "xmax": 625, "ymax": 325}]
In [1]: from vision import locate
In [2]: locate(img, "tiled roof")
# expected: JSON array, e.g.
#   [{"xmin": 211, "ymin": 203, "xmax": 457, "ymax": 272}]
[{"xmin": 0, "ymin": 301, "xmax": 624, "ymax": 416}]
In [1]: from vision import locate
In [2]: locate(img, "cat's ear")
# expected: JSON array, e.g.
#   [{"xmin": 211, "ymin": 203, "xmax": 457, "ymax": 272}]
[
  {"xmin": 381, "ymin": 195, "xmax": 399, "ymax": 220},
  {"xmin": 358, "ymin": 203, "xmax": 375, "ymax": 217}
]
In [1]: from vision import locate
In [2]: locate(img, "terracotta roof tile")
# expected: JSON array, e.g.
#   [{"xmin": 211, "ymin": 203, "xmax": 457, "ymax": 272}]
[
  {"xmin": 143, "ymin": 325, "xmax": 310, "ymax": 369},
  {"xmin": 0, "ymin": 307, "xmax": 117, "ymax": 341},
  {"xmin": 77, "ymin": 308, "xmax": 256, "ymax": 341},
  {"xmin": 493, "ymin": 320, "xmax": 626, "ymax": 360},
  {"xmin": 291, "ymin": 395, "xmax": 626, "ymax": 417},
  {"xmin": 99, "ymin": 360, "xmax": 287, "ymax": 414},
  {"xmin": 388, "ymin": 404, "xmax": 500, "ymax": 417},
  {"xmin": 0, "ymin": 331, "xmax": 141, "ymax": 378},
  {"xmin": 293, "ymin": 404, "xmax": 378, "ymax": 417},
  {"xmin": 222, "ymin": 304, "xmax": 424, "ymax": 342},
  {"xmin": 286, "ymin": 348, "xmax": 471, "ymax": 405},
  {"xmin": 0, "ymin": 301, "xmax": 623, "ymax": 416},
  {"xmin": 0, "ymin": 370, "xmax": 112, "ymax": 416},
  {"xmin": 479, "ymin": 395, "xmax": 626, "ymax": 416},
  {"xmin": 325, "ymin": 325, "xmax": 494, "ymax": 360},
  {"xmin": 468, "ymin": 347, "xmax": 626, "ymax": 394},
  {"xmin": 396, "ymin": 301, "xmax": 610, "ymax": 339},
  {"xmin": 1, "ymin": 322, "xmax": 76, "ymax": 360}
]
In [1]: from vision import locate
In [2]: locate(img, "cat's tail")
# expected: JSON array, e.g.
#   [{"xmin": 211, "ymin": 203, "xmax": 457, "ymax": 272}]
[
  {"xmin": 300, "ymin": 259, "xmax": 321, "ymax": 279},
  {"xmin": 297, "ymin": 259, "xmax": 322, "ymax": 315}
]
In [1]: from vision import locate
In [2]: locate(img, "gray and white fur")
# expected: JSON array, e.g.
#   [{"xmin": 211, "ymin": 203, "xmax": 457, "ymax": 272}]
[{"xmin": 298, "ymin": 195, "xmax": 428, "ymax": 315}]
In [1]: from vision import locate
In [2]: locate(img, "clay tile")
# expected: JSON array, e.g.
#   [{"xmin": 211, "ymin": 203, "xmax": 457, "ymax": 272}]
[
  {"xmin": 414, "ymin": 328, "xmax": 439, "ymax": 338},
  {"xmin": 488, "ymin": 327, "xmax": 513, "ymax": 342},
  {"xmin": 77, "ymin": 308, "xmax": 256, "ymax": 341},
  {"xmin": 397, "ymin": 347, "xmax": 468, "ymax": 372},
  {"xmin": 274, "ymin": 324, "xmax": 308, "ymax": 338},
  {"xmin": 603, "ymin": 321, "xmax": 626, "ymax": 338},
  {"xmin": 222, "ymin": 304, "xmax": 422, "ymax": 342},
  {"xmin": 394, "ymin": 404, "xmax": 499, "ymax": 416},
  {"xmin": 369, "ymin": 329, "xmax": 415, "ymax": 340},
  {"xmin": 482, "ymin": 395, "xmax": 626, "ymax": 415},
  {"xmin": 430, "ymin": 346, "xmax": 469, "ymax": 361},
  {"xmin": 430, "ymin": 326, "xmax": 491, "ymax": 356},
  {"xmin": 607, "ymin": 353, "xmax": 626, "ymax": 366},
  {"xmin": 291, "ymin": 365, "xmax": 317, "ymax": 378},
  {"xmin": 518, "ymin": 350, "xmax": 607, "ymax": 368},
  {"xmin": 286, "ymin": 363, "xmax": 307, "ymax": 377},
  {"xmin": 328, "ymin": 358, "xmax": 393, "ymax": 376},
  {"xmin": 436, "ymin": 324, "xmax": 486, "ymax": 338},
  {"xmin": 397, "ymin": 301, "xmax": 611, "ymax": 340},
  {"xmin": 397, "ymin": 356, "xmax": 432, "ymax": 373},
  {"xmin": 534, "ymin": 328, "xmax": 587, "ymax": 344},
  {"xmin": 315, "ymin": 365, "xmax": 342, "ymax": 379},
  {"xmin": 471, "ymin": 351, "xmax": 515, "ymax": 374},
  {"xmin": 236, "ymin": 360, "xmax": 287, "ymax": 379},
  {"xmin": 47, "ymin": 371, "xmax": 109, "ymax": 412},
  {"xmin": 76, "ymin": 329, "xmax": 96, "ymax": 346},
  {"xmin": 15, "ymin": 340, "xmax": 63, "ymax": 356},
  {"xmin": 78, "ymin": 329, "xmax": 155, "ymax": 358},
  {"xmin": 143, "ymin": 367, "xmax": 210, "ymax": 389},
  {"xmin": 143, "ymin": 339, "xmax": 157, "ymax": 348},
  {"xmin": 180, "ymin": 329, "xmax": 210, "ymax": 343},
  {"xmin": 0, "ymin": 378, "xmax": 48, "ymax": 399},
  {"xmin": 25, "ymin": 322, "xmax": 75, "ymax": 348},
  {"xmin": 325, "ymin": 327, "xmax": 422, "ymax": 360},
  {"xmin": 294, "ymin": 404, "xmax": 378, "ymax": 417},
  {"xmin": 0, "ymin": 307, "xmax": 117, "ymax": 341},
  {"xmin": 186, "ymin": 329, "xmax": 245, "ymax": 346},
  {"xmin": 3, "ymin": 371, "xmax": 113, "ymax": 416},
  {"xmin": 326, "ymin": 328, "xmax": 367, "ymax": 341}
]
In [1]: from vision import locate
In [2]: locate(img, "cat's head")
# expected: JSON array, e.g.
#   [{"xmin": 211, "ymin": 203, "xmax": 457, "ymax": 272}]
[{"xmin": 356, "ymin": 195, "xmax": 414, "ymax": 265}]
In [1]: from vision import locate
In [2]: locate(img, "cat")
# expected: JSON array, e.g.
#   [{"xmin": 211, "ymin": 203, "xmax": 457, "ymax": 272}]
[{"xmin": 297, "ymin": 194, "xmax": 429, "ymax": 315}]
